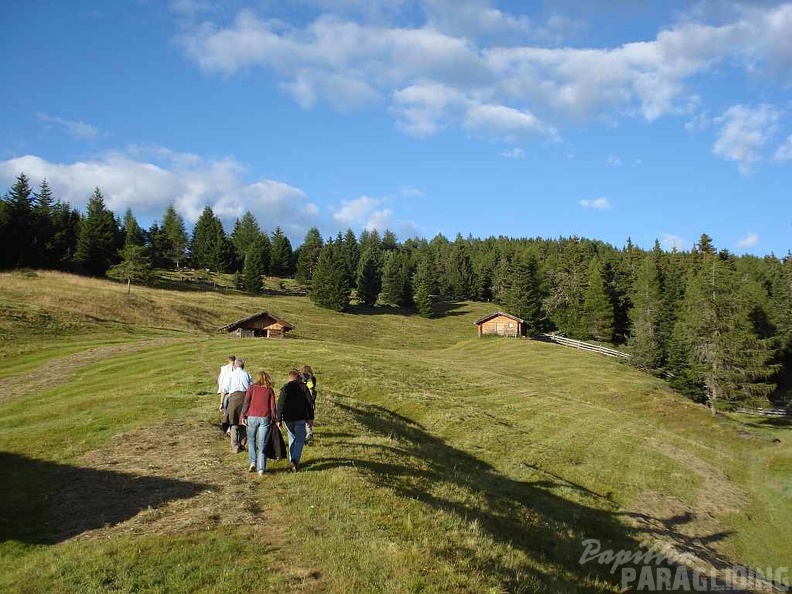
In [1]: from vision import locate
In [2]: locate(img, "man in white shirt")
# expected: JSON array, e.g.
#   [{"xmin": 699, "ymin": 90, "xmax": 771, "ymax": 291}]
[
  {"xmin": 218, "ymin": 355, "xmax": 236, "ymax": 412},
  {"xmin": 222, "ymin": 359, "xmax": 253, "ymax": 453}
]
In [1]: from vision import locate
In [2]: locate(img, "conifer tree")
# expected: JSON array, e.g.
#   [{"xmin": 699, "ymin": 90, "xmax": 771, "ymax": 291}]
[
  {"xmin": 242, "ymin": 238, "xmax": 266, "ymax": 294},
  {"xmin": 269, "ymin": 227, "xmax": 294, "ymax": 276},
  {"xmin": 51, "ymin": 201, "xmax": 80, "ymax": 270},
  {"xmin": 231, "ymin": 211, "xmax": 262, "ymax": 269},
  {"xmin": 342, "ymin": 228, "xmax": 360, "ymax": 286},
  {"xmin": 161, "ymin": 205, "xmax": 188, "ymax": 268},
  {"xmin": 33, "ymin": 179, "xmax": 56, "ymax": 267},
  {"xmin": 190, "ymin": 206, "xmax": 231, "ymax": 272},
  {"xmin": 381, "ymin": 229, "xmax": 399, "ymax": 251},
  {"xmin": 380, "ymin": 250, "xmax": 412, "ymax": 306},
  {"xmin": 448, "ymin": 235, "xmax": 474, "ymax": 299},
  {"xmin": 122, "ymin": 208, "xmax": 146, "ymax": 247},
  {"xmin": 628, "ymin": 253, "xmax": 664, "ymax": 369},
  {"xmin": 412, "ymin": 250, "xmax": 435, "ymax": 317},
  {"xmin": 544, "ymin": 238, "xmax": 590, "ymax": 338},
  {"xmin": 147, "ymin": 222, "xmax": 170, "ymax": 269},
  {"xmin": 670, "ymin": 250, "xmax": 776, "ymax": 412},
  {"xmin": 310, "ymin": 240, "xmax": 350, "ymax": 311},
  {"xmin": 356, "ymin": 248, "xmax": 382, "ymax": 306},
  {"xmin": 75, "ymin": 188, "xmax": 121, "ymax": 276},
  {"xmin": 296, "ymin": 227, "xmax": 323, "ymax": 285},
  {"xmin": 1, "ymin": 173, "xmax": 34, "ymax": 268},
  {"xmin": 107, "ymin": 243, "xmax": 152, "ymax": 294},
  {"xmin": 501, "ymin": 252, "xmax": 544, "ymax": 335},
  {"xmin": 583, "ymin": 257, "xmax": 615, "ymax": 342}
]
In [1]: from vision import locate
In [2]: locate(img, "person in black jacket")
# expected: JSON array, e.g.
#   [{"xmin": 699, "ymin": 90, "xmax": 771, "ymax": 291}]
[{"xmin": 276, "ymin": 369, "xmax": 315, "ymax": 472}]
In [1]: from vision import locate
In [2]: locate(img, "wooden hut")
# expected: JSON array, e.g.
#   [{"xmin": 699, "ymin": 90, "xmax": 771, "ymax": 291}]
[
  {"xmin": 474, "ymin": 311, "xmax": 525, "ymax": 338},
  {"xmin": 219, "ymin": 311, "xmax": 295, "ymax": 339}
]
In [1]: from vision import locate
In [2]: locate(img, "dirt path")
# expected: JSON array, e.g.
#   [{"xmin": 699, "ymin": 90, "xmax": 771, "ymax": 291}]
[
  {"xmin": 73, "ymin": 419, "xmax": 324, "ymax": 591},
  {"xmin": 0, "ymin": 337, "xmax": 188, "ymax": 405}
]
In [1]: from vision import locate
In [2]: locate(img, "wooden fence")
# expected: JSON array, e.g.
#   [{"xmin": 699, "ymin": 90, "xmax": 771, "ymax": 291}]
[
  {"xmin": 539, "ymin": 333, "xmax": 632, "ymax": 360},
  {"xmin": 735, "ymin": 407, "xmax": 791, "ymax": 417}
]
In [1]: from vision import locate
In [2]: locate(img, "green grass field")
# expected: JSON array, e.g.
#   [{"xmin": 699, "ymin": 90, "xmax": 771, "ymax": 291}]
[{"xmin": 0, "ymin": 270, "xmax": 789, "ymax": 593}]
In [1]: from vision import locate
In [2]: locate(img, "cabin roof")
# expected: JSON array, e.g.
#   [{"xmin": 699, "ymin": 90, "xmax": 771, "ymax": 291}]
[
  {"xmin": 219, "ymin": 311, "xmax": 295, "ymax": 332},
  {"xmin": 474, "ymin": 311, "xmax": 526, "ymax": 326}
]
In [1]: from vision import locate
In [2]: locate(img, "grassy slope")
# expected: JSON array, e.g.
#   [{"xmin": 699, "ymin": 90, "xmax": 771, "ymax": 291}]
[{"xmin": 0, "ymin": 271, "xmax": 789, "ymax": 593}]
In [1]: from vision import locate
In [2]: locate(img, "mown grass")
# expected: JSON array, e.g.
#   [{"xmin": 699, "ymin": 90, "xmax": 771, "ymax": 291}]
[{"xmin": 0, "ymin": 272, "xmax": 789, "ymax": 592}]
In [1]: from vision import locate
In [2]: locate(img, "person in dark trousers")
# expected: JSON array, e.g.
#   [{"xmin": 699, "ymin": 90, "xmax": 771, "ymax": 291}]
[
  {"xmin": 276, "ymin": 369, "xmax": 314, "ymax": 472},
  {"xmin": 300, "ymin": 365, "xmax": 317, "ymax": 444}
]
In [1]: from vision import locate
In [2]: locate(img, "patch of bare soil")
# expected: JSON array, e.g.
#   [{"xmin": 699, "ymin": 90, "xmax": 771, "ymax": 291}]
[
  {"xmin": 0, "ymin": 338, "xmax": 185, "ymax": 404},
  {"xmin": 75, "ymin": 419, "xmax": 324, "ymax": 591}
]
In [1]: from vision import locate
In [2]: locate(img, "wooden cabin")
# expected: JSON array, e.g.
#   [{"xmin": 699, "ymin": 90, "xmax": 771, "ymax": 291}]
[
  {"xmin": 219, "ymin": 311, "xmax": 295, "ymax": 339},
  {"xmin": 474, "ymin": 311, "xmax": 525, "ymax": 338}
]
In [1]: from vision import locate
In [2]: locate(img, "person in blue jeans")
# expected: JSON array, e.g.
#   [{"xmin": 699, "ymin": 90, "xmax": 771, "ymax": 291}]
[
  {"xmin": 276, "ymin": 369, "xmax": 315, "ymax": 472},
  {"xmin": 241, "ymin": 370, "xmax": 276, "ymax": 475}
]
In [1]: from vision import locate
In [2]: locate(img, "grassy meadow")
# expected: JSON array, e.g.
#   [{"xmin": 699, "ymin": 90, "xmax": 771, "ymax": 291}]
[{"xmin": 0, "ymin": 270, "xmax": 790, "ymax": 593}]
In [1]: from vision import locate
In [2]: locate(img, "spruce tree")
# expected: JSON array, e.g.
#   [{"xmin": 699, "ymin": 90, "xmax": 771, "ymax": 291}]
[
  {"xmin": 342, "ymin": 228, "xmax": 360, "ymax": 286},
  {"xmin": 190, "ymin": 206, "xmax": 231, "ymax": 272},
  {"xmin": 296, "ymin": 227, "xmax": 323, "ymax": 285},
  {"xmin": 310, "ymin": 240, "xmax": 350, "ymax": 311},
  {"xmin": 501, "ymin": 252, "xmax": 544, "ymax": 335},
  {"xmin": 231, "ymin": 211, "xmax": 262, "ymax": 269},
  {"xmin": 161, "ymin": 205, "xmax": 188, "ymax": 269},
  {"xmin": 380, "ymin": 250, "xmax": 412, "ymax": 306},
  {"xmin": 122, "ymin": 208, "xmax": 146, "ymax": 247},
  {"xmin": 381, "ymin": 229, "xmax": 399, "ymax": 251},
  {"xmin": 628, "ymin": 253, "xmax": 664, "ymax": 370},
  {"xmin": 33, "ymin": 179, "xmax": 56, "ymax": 268},
  {"xmin": 448, "ymin": 235, "xmax": 474, "ymax": 299},
  {"xmin": 356, "ymin": 248, "xmax": 382, "ymax": 306},
  {"xmin": 1, "ymin": 173, "xmax": 34, "ymax": 268},
  {"xmin": 544, "ymin": 238, "xmax": 590, "ymax": 338},
  {"xmin": 51, "ymin": 201, "xmax": 80, "ymax": 270},
  {"xmin": 147, "ymin": 222, "xmax": 170, "ymax": 269},
  {"xmin": 242, "ymin": 238, "xmax": 266, "ymax": 294},
  {"xmin": 270, "ymin": 227, "xmax": 294, "ymax": 276},
  {"xmin": 670, "ymin": 250, "xmax": 776, "ymax": 412},
  {"xmin": 583, "ymin": 257, "xmax": 615, "ymax": 342},
  {"xmin": 412, "ymin": 250, "xmax": 435, "ymax": 317},
  {"xmin": 75, "ymin": 188, "xmax": 121, "ymax": 276}
]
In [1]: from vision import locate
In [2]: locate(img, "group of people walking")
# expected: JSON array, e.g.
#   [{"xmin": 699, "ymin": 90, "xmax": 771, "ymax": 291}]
[{"xmin": 217, "ymin": 355, "xmax": 317, "ymax": 474}]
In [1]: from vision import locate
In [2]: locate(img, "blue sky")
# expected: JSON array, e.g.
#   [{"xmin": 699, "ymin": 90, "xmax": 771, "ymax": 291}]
[{"xmin": 1, "ymin": 0, "xmax": 791, "ymax": 254}]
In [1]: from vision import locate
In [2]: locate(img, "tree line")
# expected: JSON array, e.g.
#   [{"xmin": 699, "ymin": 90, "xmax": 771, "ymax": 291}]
[{"xmin": 1, "ymin": 173, "xmax": 790, "ymax": 411}]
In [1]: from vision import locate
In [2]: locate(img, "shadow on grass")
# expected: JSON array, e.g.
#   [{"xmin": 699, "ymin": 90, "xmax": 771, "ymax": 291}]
[
  {"xmin": 747, "ymin": 416, "xmax": 792, "ymax": 429},
  {"xmin": 307, "ymin": 399, "xmax": 749, "ymax": 593},
  {"xmin": 0, "ymin": 452, "xmax": 209, "ymax": 544}
]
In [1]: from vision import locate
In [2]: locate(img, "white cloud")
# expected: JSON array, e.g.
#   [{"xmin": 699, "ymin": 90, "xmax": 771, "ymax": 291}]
[
  {"xmin": 174, "ymin": 3, "xmax": 792, "ymax": 142},
  {"xmin": 500, "ymin": 147, "xmax": 525, "ymax": 158},
  {"xmin": 37, "ymin": 113, "xmax": 100, "ymax": 140},
  {"xmin": 463, "ymin": 103, "xmax": 557, "ymax": 141},
  {"xmin": 0, "ymin": 149, "xmax": 317, "ymax": 238},
  {"xmin": 579, "ymin": 197, "xmax": 610, "ymax": 210},
  {"xmin": 712, "ymin": 104, "xmax": 782, "ymax": 174},
  {"xmin": 400, "ymin": 186, "xmax": 425, "ymax": 197},
  {"xmin": 774, "ymin": 134, "xmax": 792, "ymax": 161},
  {"xmin": 736, "ymin": 232, "xmax": 759, "ymax": 249},
  {"xmin": 606, "ymin": 154, "xmax": 622, "ymax": 166},
  {"xmin": 333, "ymin": 195, "xmax": 386, "ymax": 226},
  {"xmin": 660, "ymin": 233, "xmax": 689, "ymax": 252}
]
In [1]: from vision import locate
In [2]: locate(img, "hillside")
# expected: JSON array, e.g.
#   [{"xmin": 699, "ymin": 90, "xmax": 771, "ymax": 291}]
[{"xmin": 0, "ymin": 271, "xmax": 789, "ymax": 593}]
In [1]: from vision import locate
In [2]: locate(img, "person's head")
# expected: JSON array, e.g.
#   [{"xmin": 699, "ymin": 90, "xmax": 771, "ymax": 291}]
[
  {"xmin": 254, "ymin": 370, "xmax": 272, "ymax": 388},
  {"xmin": 228, "ymin": 355, "xmax": 236, "ymax": 364},
  {"xmin": 301, "ymin": 365, "xmax": 313, "ymax": 377},
  {"xmin": 288, "ymin": 368, "xmax": 300, "ymax": 381},
  {"xmin": 235, "ymin": 359, "xmax": 245, "ymax": 369}
]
